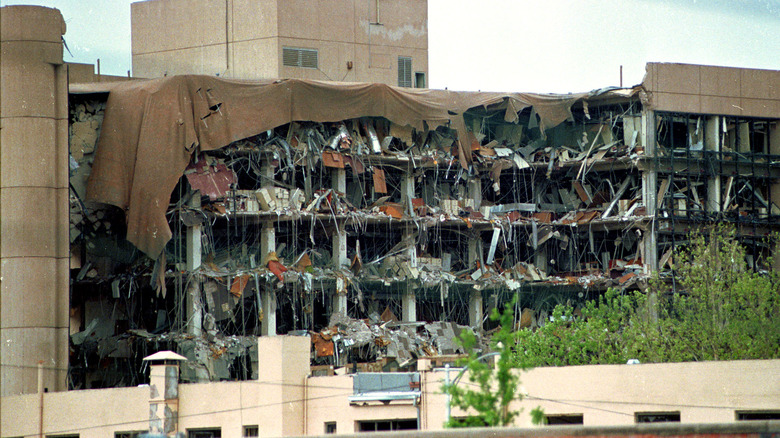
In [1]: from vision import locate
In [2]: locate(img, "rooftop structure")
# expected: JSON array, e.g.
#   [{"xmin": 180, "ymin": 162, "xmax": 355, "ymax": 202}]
[{"xmin": 131, "ymin": 0, "xmax": 429, "ymax": 87}]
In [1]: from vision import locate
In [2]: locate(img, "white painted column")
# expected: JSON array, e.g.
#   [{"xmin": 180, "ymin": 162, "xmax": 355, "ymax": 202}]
[{"xmin": 705, "ymin": 116, "xmax": 722, "ymax": 214}]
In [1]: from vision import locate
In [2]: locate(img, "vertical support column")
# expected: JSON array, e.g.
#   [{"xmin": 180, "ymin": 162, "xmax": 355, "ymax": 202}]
[
  {"xmin": 468, "ymin": 176, "xmax": 482, "ymax": 210},
  {"xmin": 401, "ymin": 225, "xmax": 417, "ymax": 322},
  {"xmin": 401, "ymin": 169, "xmax": 415, "ymax": 216},
  {"xmin": 332, "ymin": 167, "xmax": 346, "ymax": 194},
  {"xmin": 260, "ymin": 223, "xmax": 276, "ymax": 336},
  {"xmin": 531, "ymin": 220, "xmax": 548, "ymax": 273},
  {"xmin": 261, "ymin": 159, "xmax": 275, "ymax": 189},
  {"xmin": 467, "ymin": 235, "xmax": 481, "ymax": 270},
  {"xmin": 705, "ymin": 116, "xmax": 722, "ymax": 214},
  {"xmin": 332, "ymin": 222, "xmax": 348, "ymax": 269},
  {"xmin": 186, "ymin": 194, "xmax": 202, "ymax": 337},
  {"xmin": 145, "ymin": 354, "xmax": 185, "ymax": 437},
  {"xmin": 0, "ymin": 6, "xmax": 69, "ymax": 396},
  {"xmin": 331, "ymin": 276, "xmax": 348, "ymax": 316},
  {"xmin": 466, "ymin": 232, "xmax": 483, "ymax": 328},
  {"xmin": 641, "ymin": 110, "xmax": 659, "ymax": 272},
  {"xmin": 770, "ymin": 122, "xmax": 780, "ymax": 271},
  {"xmin": 401, "ymin": 290, "xmax": 417, "ymax": 322},
  {"xmin": 468, "ymin": 290, "xmax": 483, "ymax": 328}
]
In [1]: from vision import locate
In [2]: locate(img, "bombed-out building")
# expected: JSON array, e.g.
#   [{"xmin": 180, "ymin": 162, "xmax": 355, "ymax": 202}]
[
  {"xmin": 59, "ymin": 60, "xmax": 780, "ymax": 391},
  {"xmin": 2, "ymin": 5, "xmax": 780, "ymax": 437}
]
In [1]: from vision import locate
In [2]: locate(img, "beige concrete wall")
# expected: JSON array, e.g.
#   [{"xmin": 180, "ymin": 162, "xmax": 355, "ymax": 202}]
[
  {"xmin": 3, "ymin": 340, "xmax": 779, "ymax": 436},
  {"xmin": 0, "ymin": 5, "xmax": 70, "ymax": 396},
  {"xmin": 132, "ymin": 0, "xmax": 229, "ymax": 77},
  {"xmin": 131, "ymin": 0, "xmax": 428, "ymax": 85},
  {"xmin": 644, "ymin": 63, "xmax": 780, "ymax": 117}
]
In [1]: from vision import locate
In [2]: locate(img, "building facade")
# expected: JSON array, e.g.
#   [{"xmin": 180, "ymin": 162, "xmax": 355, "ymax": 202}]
[
  {"xmin": 131, "ymin": 0, "xmax": 429, "ymax": 87},
  {"xmin": 2, "ymin": 335, "xmax": 779, "ymax": 437}
]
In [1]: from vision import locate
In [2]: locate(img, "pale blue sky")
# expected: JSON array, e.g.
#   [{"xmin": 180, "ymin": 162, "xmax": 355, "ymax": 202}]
[{"xmin": 2, "ymin": 0, "xmax": 779, "ymax": 93}]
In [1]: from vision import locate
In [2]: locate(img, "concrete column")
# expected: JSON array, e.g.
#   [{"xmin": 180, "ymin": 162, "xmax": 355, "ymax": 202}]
[
  {"xmin": 261, "ymin": 159, "xmax": 275, "ymax": 188},
  {"xmin": 331, "ymin": 277, "xmax": 348, "ymax": 316},
  {"xmin": 469, "ymin": 290, "xmax": 483, "ymax": 328},
  {"xmin": 0, "ymin": 6, "xmax": 69, "ymax": 396},
  {"xmin": 332, "ymin": 167, "xmax": 346, "ymax": 194},
  {"xmin": 261, "ymin": 288, "xmax": 277, "ymax": 336},
  {"xmin": 402, "ymin": 290, "xmax": 416, "ymax": 322},
  {"xmin": 186, "ymin": 194, "xmax": 202, "ymax": 336},
  {"xmin": 705, "ymin": 116, "xmax": 722, "ymax": 213},
  {"xmin": 467, "ymin": 235, "xmax": 481, "ymax": 270},
  {"xmin": 401, "ymin": 170, "xmax": 415, "ymax": 215},
  {"xmin": 332, "ymin": 223, "xmax": 348, "ymax": 268},
  {"xmin": 260, "ymin": 223, "xmax": 276, "ymax": 336},
  {"xmin": 144, "ymin": 352, "xmax": 186, "ymax": 437},
  {"xmin": 468, "ymin": 176, "xmax": 482, "ymax": 210},
  {"xmin": 641, "ymin": 110, "xmax": 659, "ymax": 272}
]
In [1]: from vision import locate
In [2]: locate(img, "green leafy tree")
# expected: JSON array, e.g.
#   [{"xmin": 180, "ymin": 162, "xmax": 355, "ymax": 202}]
[
  {"xmin": 442, "ymin": 297, "xmax": 527, "ymax": 427},
  {"xmin": 513, "ymin": 226, "xmax": 780, "ymax": 366}
]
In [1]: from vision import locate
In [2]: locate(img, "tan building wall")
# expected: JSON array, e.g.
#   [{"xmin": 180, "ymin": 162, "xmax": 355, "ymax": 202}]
[
  {"xmin": 131, "ymin": 0, "xmax": 428, "ymax": 86},
  {"xmin": 3, "ymin": 335, "xmax": 779, "ymax": 437},
  {"xmin": 644, "ymin": 63, "xmax": 780, "ymax": 118},
  {"xmin": 0, "ymin": 5, "xmax": 70, "ymax": 396}
]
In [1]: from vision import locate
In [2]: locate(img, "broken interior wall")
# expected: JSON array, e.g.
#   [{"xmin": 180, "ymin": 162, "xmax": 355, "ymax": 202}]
[{"xmin": 0, "ymin": 5, "xmax": 69, "ymax": 396}]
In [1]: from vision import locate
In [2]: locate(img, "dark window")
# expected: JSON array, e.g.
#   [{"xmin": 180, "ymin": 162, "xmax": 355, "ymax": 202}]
[
  {"xmin": 325, "ymin": 422, "xmax": 337, "ymax": 434},
  {"xmin": 414, "ymin": 72, "xmax": 426, "ymax": 88},
  {"xmin": 545, "ymin": 414, "xmax": 584, "ymax": 425},
  {"xmin": 737, "ymin": 411, "xmax": 780, "ymax": 420},
  {"xmin": 357, "ymin": 419, "xmax": 417, "ymax": 432},
  {"xmin": 243, "ymin": 425, "xmax": 259, "ymax": 437},
  {"xmin": 283, "ymin": 47, "xmax": 318, "ymax": 69},
  {"xmin": 188, "ymin": 429, "xmax": 221, "ymax": 438},
  {"xmin": 115, "ymin": 432, "xmax": 144, "ymax": 438},
  {"xmin": 398, "ymin": 57, "xmax": 412, "ymax": 87},
  {"xmin": 635, "ymin": 411, "xmax": 681, "ymax": 423}
]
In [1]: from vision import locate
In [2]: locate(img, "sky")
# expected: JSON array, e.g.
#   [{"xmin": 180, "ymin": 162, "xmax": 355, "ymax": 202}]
[{"xmin": 2, "ymin": 0, "xmax": 779, "ymax": 93}]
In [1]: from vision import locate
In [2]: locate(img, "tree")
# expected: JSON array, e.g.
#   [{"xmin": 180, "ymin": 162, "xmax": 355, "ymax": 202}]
[
  {"xmin": 512, "ymin": 225, "xmax": 780, "ymax": 366},
  {"xmin": 442, "ymin": 297, "xmax": 526, "ymax": 427}
]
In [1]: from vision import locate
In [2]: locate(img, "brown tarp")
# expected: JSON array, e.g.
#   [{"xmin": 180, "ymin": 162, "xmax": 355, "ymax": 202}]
[{"xmin": 85, "ymin": 75, "xmax": 588, "ymax": 259}]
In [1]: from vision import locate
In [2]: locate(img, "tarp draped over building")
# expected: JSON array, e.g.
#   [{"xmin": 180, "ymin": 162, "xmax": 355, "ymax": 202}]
[{"xmin": 83, "ymin": 75, "xmax": 586, "ymax": 258}]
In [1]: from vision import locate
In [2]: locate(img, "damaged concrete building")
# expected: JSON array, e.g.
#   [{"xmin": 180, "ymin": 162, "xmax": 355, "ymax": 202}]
[
  {"xmin": 7, "ymin": 4, "xmax": 780, "ymax": 392},
  {"xmin": 61, "ymin": 59, "xmax": 780, "ymax": 390},
  {"xmin": 2, "ymin": 4, "xmax": 780, "ymax": 436}
]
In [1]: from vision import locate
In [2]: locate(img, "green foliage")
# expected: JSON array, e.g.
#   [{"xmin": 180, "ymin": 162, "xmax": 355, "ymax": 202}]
[
  {"xmin": 443, "ymin": 297, "xmax": 525, "ymax": 428},
  {"xmin": 514, "ymin": 226, "xmax": 780, "ymax": 367}
]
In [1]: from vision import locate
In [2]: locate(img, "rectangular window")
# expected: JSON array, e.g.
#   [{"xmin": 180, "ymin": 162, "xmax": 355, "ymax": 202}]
[
  {"xmin": 115, "ymin": 432, "xmax": 144, "ymax": 438},
  {"xmin": 325, "ymin": 422, "xmax": 337, "ymax": 434},
  {"xmin": 188, "ymin": 429, "xmax": 221, "ymax": 438},
  {"xmin": 398, "ymin": 56, "xmax": 412, "ymax": 88},
  {"xmin": 357, "ymin": 419, "xmax": 417, "ymax": 432},
  {"xmin": 545, "ymin": 414, "xmax": 584, "ymax": 425},
  {"xmin": 282, "ymin": 47, "xmax": 318, "ymax": 69},
  {"xmin": 635, "ymin": 411, "xmax": 681, "ymax": 423},
  {"xmin": 736, "ymin": 410, "xmax": 780, "ymax": 420},
  {"xmin": 414, "ymin": 72, "xmax": 426, "ymax": 88},
  {"xmin": 243, "ymin": 425, "xmax": 259, "ymax": 437}
]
